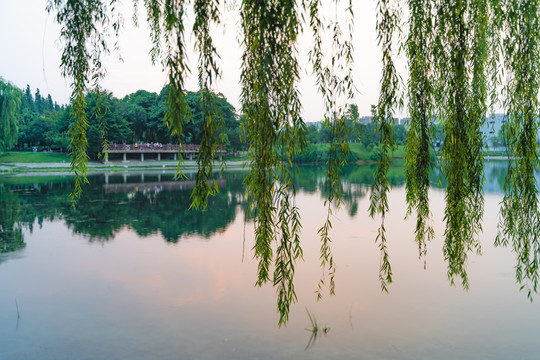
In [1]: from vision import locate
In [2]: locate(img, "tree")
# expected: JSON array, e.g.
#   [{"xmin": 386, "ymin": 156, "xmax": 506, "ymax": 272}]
[
  {"xmin": 0, "ymin": 78, "xmax": 22, "ymax": 152},
  {"xmin": 45, "ymin": 0, "xmax": 540, "ymax": 323},
  {"xmin": 34, "ymin": 88, "xmax": 43, "ymax": 114},
  {"xmin": 22, "ymin": 85, "xmax": 34, "ymax": 112}
]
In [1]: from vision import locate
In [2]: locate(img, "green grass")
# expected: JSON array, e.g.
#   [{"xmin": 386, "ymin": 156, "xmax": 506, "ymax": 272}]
[{"xmin": 0, "ymin": 152, "xmax": 71, "ymax": 163}]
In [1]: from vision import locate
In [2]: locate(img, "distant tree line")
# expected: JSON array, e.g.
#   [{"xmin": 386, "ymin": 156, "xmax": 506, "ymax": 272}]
[
  {"xmin": 6, "ymin": 81, "xmax": 471, "ymax": 163},
  {"xmin": 15, "ymin": 85, "xmax": 244, "ymax": 158},
  {"xmin": 305, "ymin": 104, "xmax": 407, "ymax": 148},
  {"xmin": 12, "ymin": 85, "xmax": 418, "ymax": 161}
]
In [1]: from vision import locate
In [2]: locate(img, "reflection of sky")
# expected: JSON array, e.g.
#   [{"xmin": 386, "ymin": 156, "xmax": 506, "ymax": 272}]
[{"xmin": 0, "ymin": 178, "xmax": 540, "ymax": 359}]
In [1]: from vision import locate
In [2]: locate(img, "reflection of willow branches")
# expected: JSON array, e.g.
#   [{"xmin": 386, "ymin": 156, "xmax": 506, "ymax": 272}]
[
  {"xmin": 0, "ymin": 189, "xmax": 25, "ymax": 254},
  {"xmin": 304, "ymin": 308, "xmax": 330, "ymax": 351}
]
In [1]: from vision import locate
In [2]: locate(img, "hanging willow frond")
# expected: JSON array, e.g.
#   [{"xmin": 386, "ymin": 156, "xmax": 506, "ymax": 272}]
[
  {"xmin": 158, "ymin": 0, "xmax": 192, "ymax": 176},
  {"xmin": 47, "ymin": 0, "xmax": 540, "ymax": 323},
  {"xmin": 497, "ymin": 0, "xmax": 540, "ymax": 299},
  {"xmin": 487, "ymin": 0, "xmax": 504, "ymax": 113},
  {"xmin": 190, "ymin": 0, "xmax": 224, "ymax": 210},
  {"xmin": 370, "ymin": 0, "xmax": 401, "ymax": 292},
  {"xmin": 307, "ymin": 0, "xmax": 355, "ymax": 299},
  {"xmin": 0, "ymin": 79, "xmax": 22, "ymax": 153},
  {"xmin": 405, "ymin": 0, "xmax": 434, "ymax": 261},
  {"xmin": 241, "ymin": 0, "xmax": 306, "ymax": 325},
  {"xmin": 433, "ymin": 0, "xmax": 486, "ymax": 288},
  {"xmin": 46, "ymin": 0, "xmax": 122, "ymax": 203}
]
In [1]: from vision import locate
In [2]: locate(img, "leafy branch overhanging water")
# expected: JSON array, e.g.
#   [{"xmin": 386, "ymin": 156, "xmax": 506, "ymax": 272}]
[{"xmin": 42, "ymin": 0, "xmax": 540, "ymax": 324}]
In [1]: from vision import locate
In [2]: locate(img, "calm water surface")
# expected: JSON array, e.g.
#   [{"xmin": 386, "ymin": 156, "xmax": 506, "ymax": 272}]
[{"xmin": 1, "ymin": 163, "xmax": 539, "ymax": 359}]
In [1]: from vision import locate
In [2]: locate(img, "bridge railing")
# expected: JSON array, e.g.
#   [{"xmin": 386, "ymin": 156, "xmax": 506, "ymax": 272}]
[
  {"xmin": 108, "ymin": 144, "xmax": 197, "ymax": 151},
  {"xmin": 107, "ymin": 143, "xmax": 225, "ymax": 152}
]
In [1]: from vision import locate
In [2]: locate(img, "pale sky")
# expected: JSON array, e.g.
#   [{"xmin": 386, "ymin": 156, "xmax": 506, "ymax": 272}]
[{"xmin": 0, "ymin": 0, "xmax": 403, "ymax": 122}]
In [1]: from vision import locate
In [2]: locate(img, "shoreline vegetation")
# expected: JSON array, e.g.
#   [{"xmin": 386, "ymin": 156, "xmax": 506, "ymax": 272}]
[{"xmin": 1, "ymin": 146, "xmax": 512, "ymax": 175}]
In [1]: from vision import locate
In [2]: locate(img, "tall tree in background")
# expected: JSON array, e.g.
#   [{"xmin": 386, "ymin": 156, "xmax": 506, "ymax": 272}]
[{"xmin": 0, "ymin": 78, "xmax": 22, "ymax": 152}]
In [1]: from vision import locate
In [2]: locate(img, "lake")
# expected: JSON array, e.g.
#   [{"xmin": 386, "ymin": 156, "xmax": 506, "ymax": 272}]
[{"xmin": 1, "ymin": 162, "xmax": 539, "ymax": 359}]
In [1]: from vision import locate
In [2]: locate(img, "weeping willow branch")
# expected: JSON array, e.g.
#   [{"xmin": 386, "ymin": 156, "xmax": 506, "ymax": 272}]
[
  {"xmin": 497, "ymin": 0, "xmax": 540, "ymax": 299},
  {"xmin": 93, "ymin": 90, "xmax": 109, "ymax": 162},
  {"xmin": 158, "ymin": 0, "xmax": 192, "ymax": 177},
  {"xmin": 370, "ymin": 0, "xmax": 400, "ymax": 292},
  {"xmin": 241, "ymin": 0, "xmax": 306, "ymax": 325},
  {"xmin": 275, "ymin": 122, "xmax": 305, "ymax": 325},
  {"xmin": 47, "ymin": 0, "xmax": 121, "ymax": 203},
  {"xmin": 405, "ymin": 0, "xmax": 434, "ymax": 262},
  {"xmin": 0, "ymin": 79, "xmax": 22, "ymax": 153},
  {"xmin": 487, "ymin": 0, "xmax": 503, "ymax": 114},
  {"xmin": 47, "ymin": 0, "xmax": 540, "ymax": 323},
  {"xmin": 434, "ymin": 0, "xmax": 486, "ymax": 288},
  {"xmin": 190, "ymin": 0, "xmax": 224, "ymax": 210},
  {"xmin": 307, "ymin": 0, "xmax": 355, "ymax": 299}
]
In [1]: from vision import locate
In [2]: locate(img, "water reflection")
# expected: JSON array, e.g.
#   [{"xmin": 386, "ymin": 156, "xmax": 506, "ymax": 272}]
[
  {"xmin": 0, "ymin": 161, "xmax": 523, "ymax": 248},
  {"xmin": 0, "ymin": 188, "xmax": 25, "ymax": 254},
  {"xmin": 0, "ymin": 166, "xmax": 408, "ymax": 247},
  {"xmin": 1, "ymin": 161, "xmax": 539, "ymax": 297},
  {"xmin": 1, "ymin": 163, "xmax": 540, "ymax": 359},
  {"xmin": 0, "ymin": 172, "xmax": 246, "ymax": 244}
]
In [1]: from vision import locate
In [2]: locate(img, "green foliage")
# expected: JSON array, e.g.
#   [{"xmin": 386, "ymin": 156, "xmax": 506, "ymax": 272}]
[
  {"xmin": 496, "ymin": 0, "xmax": 540, "ymax": 299},
  {"xmin": 17, "ymin": 84, "xmax": 68, "ymax": 151},
  {"xmin": 369, "ymin": 0, "xmax": 400, "ymax": 292},
  {"xmin": 45, "ymin": 0, "xmax": 540, "ymax": 322},
  {"xmin": 47, "ymin": 0, "xmax": 122, "ymax": 202},
  {"xmin": 292, "ymin": 143, "xmax": 359, "ymax": 164},
  {"xmin": 190, "ymin": 0, "xmax": 224, "ymax": 210},
  {"xmin": 240, "ymin": 0, "xmax": 306, "ymax": 325},
  {"xmin": 405, "ymin": 0, "xmax": 434, "ymax": 263},
  {"xmin": 433, "ymin": 0, "xmax": 488, "ymax": 288},
  {"xmin": 308, "ymin": 0, "xmax": 355, "ymax": 300},
  {"xmin": 0, "ymin": 78, "xmax": 22, "ymax": 152}
]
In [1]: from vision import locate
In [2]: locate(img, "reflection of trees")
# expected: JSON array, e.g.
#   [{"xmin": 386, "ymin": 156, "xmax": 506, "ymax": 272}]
[
  {"xmin": 0, "ymin": 188, "xmax": 25, "ymax": 254},
  {"xmin": 5, "ymin": 164, "xmax": 540, "ymax": 302},
  {"xmin": 2, "ymin": 172, "xmax": 249, "ymax": 244},
  {"xmin": 62, "ymin": 174, "xmax": 246, "ymax": 242},
  {"xmin": 292, "ymin": 165, "xmax": 412, "ymax": 217}
]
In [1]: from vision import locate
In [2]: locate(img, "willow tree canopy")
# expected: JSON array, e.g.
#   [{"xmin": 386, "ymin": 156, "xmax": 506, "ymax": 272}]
[
  {"xmin": 0, "ymin": 78, "xmax": 22, "ymax": 153},
  {"xmin": 46, "ymin": 0, "xmax": 540, "ymax": 324}
]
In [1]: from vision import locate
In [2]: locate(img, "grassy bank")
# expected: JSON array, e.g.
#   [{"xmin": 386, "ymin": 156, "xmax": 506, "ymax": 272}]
[
  {"xmin": 0, "ymin": 147, "xmax": 510, "ymax": 171},
  {"xmin": 0, "ymin": 152, "xmax": 71, "ymax": 163}
]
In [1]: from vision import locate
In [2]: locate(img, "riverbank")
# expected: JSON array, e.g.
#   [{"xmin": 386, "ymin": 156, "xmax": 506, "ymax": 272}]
[
  {"xmin": 0, "ymin": 149, "xmax": 511, "ymax": 175},
  {"xmin": 0, "ymin": 158, "xmax": 247, "ymax": 175}
]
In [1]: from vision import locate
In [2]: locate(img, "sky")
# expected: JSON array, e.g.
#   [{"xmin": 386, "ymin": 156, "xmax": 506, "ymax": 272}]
[{"xmin": 0, "ymin": 0, "xmax": 405, "ymax": 122}]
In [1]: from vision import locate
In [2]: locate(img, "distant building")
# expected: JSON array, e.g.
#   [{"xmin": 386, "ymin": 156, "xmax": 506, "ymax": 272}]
[{"xmin": 358, "ymin": 116, "xmax": 373, "ymax": 125}]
